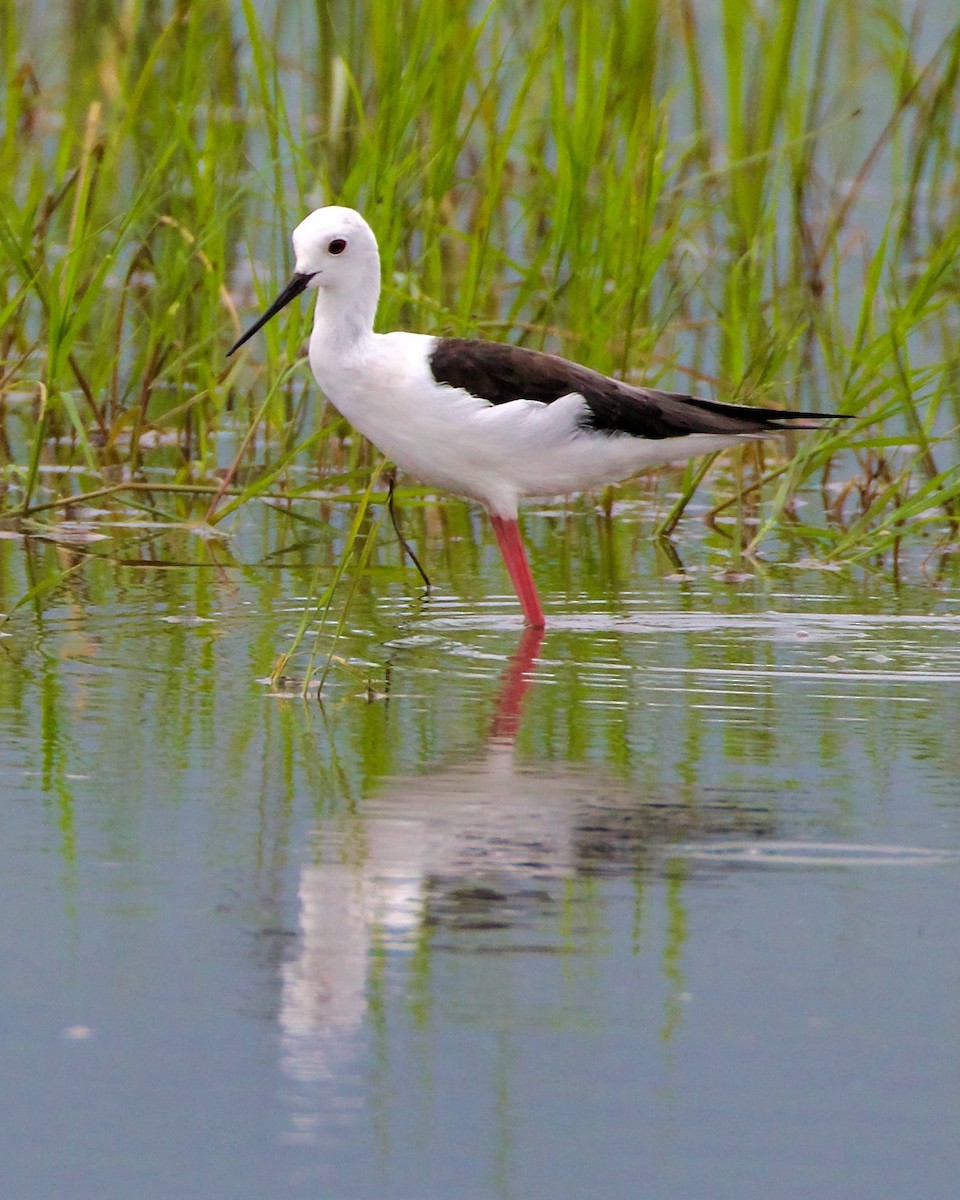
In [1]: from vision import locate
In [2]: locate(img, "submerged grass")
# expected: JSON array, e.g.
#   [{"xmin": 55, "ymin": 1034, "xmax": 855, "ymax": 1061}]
[{"xmin": 1, "ymin": 0, "xmax": 958, "ymax": 621}]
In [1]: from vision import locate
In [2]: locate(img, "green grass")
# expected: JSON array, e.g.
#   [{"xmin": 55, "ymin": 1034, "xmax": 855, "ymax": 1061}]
[{"xmin": 1, "ymin": 0, "xmax": 958, "ymax": 580}]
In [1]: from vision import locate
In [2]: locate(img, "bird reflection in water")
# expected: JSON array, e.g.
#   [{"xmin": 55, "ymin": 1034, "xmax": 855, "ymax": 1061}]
[{"xmin": 278, "ymin": 628, "xmax": 772, "ymax": 1093}]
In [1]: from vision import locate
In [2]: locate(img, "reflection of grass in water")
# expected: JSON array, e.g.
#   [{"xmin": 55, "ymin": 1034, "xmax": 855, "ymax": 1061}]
[{"xmin": 1, "ymin": 1, "xmax": 958, "ymax": 623}]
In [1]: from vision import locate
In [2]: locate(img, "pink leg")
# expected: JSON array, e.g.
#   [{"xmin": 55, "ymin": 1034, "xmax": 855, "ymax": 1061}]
[
  {"xmin": 489, "ymin": 515, "xmax": 545, "ymax": 629},
  {"xmin": 489, "ymin": 626, "xmax": 546, "ymax": 740}
]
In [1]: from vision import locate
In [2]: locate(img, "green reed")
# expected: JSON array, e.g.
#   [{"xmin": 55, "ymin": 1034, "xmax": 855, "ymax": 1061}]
[{"xmin": 0, "ymin": 0, "xmax": 957, "ymax": 577}]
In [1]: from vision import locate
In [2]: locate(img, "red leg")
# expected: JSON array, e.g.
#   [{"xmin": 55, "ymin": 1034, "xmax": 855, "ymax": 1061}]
[{"xmin": 489, "ymin": 515, "xmax": 545, "ymax": 629}]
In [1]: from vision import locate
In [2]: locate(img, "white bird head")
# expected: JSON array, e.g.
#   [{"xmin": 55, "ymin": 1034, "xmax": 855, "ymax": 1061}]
[
  {"xmin": 228, "ymin": 205, "xmax": 381, "ymax": 356},
  {"xmin": 291, "ymin": 206, "xmax": 379, "ymax": 283}
]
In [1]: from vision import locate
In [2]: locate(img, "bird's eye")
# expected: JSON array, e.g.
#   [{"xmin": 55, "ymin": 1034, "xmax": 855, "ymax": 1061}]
[{"xmin": 328, "ymin": 238, "xmax": 347, "ymax": 255}]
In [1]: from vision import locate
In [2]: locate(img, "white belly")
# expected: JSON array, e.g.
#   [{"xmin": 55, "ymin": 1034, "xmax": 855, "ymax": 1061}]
[{"xmin": 310, "ymin": 330, "xmax": 747, "ymax": 518}]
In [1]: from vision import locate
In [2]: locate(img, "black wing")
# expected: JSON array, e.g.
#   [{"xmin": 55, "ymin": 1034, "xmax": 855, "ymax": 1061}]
[{"xmin": 429, "ymin": 337, "xmax": 842, "ymax": 439}]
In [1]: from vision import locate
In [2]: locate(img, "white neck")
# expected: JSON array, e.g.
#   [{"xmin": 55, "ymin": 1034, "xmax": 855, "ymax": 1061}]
[{"xmin": 309, "ymin": 259, "xmax": 380, "ymax": 353}]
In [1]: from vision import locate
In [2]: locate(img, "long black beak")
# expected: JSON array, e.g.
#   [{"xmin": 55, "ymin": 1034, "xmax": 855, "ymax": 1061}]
[{"xmin": 226, "ymin": 272, "xmax": 315, "ymax": 356}]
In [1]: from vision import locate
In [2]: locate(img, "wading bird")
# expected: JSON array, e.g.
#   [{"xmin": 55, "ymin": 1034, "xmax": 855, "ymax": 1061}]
[{"xmin": 229, "ymin": 207, "xmax": 840, "ymax": 627}]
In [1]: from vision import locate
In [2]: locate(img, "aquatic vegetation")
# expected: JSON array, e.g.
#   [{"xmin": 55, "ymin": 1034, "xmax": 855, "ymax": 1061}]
[{"xmin": 1, "ymin": 0, "xmax": 958, "ymax": 578}]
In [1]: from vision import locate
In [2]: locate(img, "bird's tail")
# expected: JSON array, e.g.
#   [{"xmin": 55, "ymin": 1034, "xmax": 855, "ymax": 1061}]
[{"xmin": 642, "ymin": 389, "xmax": 850, "ymax": 437}]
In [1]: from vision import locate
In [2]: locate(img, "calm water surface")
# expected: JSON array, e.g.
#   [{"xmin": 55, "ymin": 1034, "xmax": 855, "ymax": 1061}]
[{"xmin": 1, "ymin": 510, "xmax": 959, "ymax": 1200}]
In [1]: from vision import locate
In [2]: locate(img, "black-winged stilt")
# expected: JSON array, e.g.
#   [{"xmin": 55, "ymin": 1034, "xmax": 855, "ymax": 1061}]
[{"xmin": 229, "ymin": 206, "xmax": 842, "ymax": 628}]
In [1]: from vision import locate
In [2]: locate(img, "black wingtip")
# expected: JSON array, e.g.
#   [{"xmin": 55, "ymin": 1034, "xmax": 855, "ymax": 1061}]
[{"xmin": 768, "ymin": 412, "xmax": 854, "ymax": 429}]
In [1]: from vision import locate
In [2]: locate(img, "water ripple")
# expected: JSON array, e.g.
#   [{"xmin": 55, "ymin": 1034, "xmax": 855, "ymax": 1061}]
[{"xmin": 674, "ymin": 840, "xmax": 958, "ymax": 868}]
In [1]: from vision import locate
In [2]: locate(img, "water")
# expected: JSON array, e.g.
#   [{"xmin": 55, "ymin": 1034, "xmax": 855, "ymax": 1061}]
[
  {"xmin": 1, "ymin": 511, "xmax": 958, "ymax": 1199},
  {"xmin": 5, "ymin": 1, "xmax": 959, "ymax": 1191}
]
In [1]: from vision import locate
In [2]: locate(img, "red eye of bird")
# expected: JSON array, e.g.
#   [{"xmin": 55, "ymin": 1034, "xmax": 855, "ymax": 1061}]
[{"xmin": 328, "ymin": 238, "xmax": 347, "ymax": 255}]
